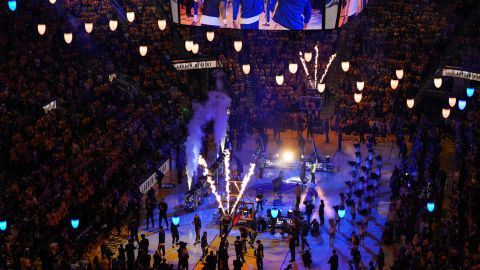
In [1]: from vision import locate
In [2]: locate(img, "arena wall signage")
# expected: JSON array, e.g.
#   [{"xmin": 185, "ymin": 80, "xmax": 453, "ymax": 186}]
[
  {"xmin": 442, "ymin": 67, "xmax": 480, "ymax": 82},
  {"xmin": 139, "ymin": 159, "xmax": 170, "ymax": 194},
  {"xmin": 173, "ymin": 60, "xmax": 221, "ymax": 71}
]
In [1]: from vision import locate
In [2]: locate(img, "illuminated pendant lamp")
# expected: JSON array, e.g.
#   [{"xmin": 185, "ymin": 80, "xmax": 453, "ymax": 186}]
[
  {"xmin": 206, "ymin": 31, "xmax": 215, "ymax": 42},
  {"xmin": 157, "ymin": 19, "xmax": 166, "ymax": 30},
  {"xmin": 396, "ymin": 69, "xmax": 404, "ymax": 80},
  {"xmin": 341, "ymin": 61, "xmax": 350, "ymax": 72},
  {"xmin": 448, "ymin": 97, "xmax": 456, "ymax": 107},
  {"xmin": 64, "ymin": 32, "xmax": 73, "ymax": 44},
  {"xmin": 0, "ymin": 219, "xmax": 6, "ymax": 231},
  {"xmin": 242, "ymin": 64, "xmax": 251, "ymax": 75},
  {"xmin": 70, "ymin": 218, "xmax": 80, "ymax": 229},
  {"xmin": 317, "ymin": 83, "xmax": 325, "ymax": 93},
  {"xmin": 84, "ymin": 23, "xmax": 93, "ymax": 33},
  {"xmin": 390, "ymin": 79, "xmax": 399, "ymax": 90},
  {"xmin": 434, "ymin": 77, "xmax": 442, "ymax": 88},
  {"xmin": 139, "ymin": 46, "xmax": 148, "ymax": 56},
  {"xmin": 126, "ymin": 11, "xmax": 135, "ymax": 23},
  {"xmin": 337, "ymin": 206, "xmax": 346, "ymax": 218},
  {"xmin": 37, "ymin": 24, "xmax": 46, "ymax": 35},
  {"xmin": 458, "ymin": 100, "xmax": 466, "ymax": 111},
  {"xmin": 185, "ymin": 40, "xmax": 193, "ymax": 51},
  {"xmin": 271, "ymin": 208, "xmax": 279, "ymax": 219},
  {"xmin": 172, "ymin": 214, "xmax": 180, "ymax": 226},
  {"xmin": 406, "ymin": 98, "xmax": 414, "ymax": 109},
  {"xmin": 426, "ymin": 201, "xmax": 435, "ymax": 213},
  {"xmin": 289, "ymin": 63, "xmax": 298, "ymax": 74},
  {"xmin": 49, "ymin": 0, "xmax": 56, "ymax": 4},
  {"xmin": 8, "ymin": 0, "xmax": 17, "ymax": 11},
  {"xmin": 354, "ymin": 92, "xmax": 362, "ymax": 103},
  {"xmin": 191, "ymin": 43, "xmax": 199, "ymax": 54},
  {"xmin": 466, "ymin": 87, "xmax": 475, "ymax": 97},
  {"xmin": 442, "ymin": 107, "xmax": 450, "ymax": 119},
  {"xmin": 276, "ymin": 75, "xmax": 284, "ymax": 85},
  {"xmin": 109, "ymin": 20, "xmax": 118, "ymax": 31},
  {"xmin": 356, "ymin": 81, "xmax": 365, "ymax": 91},
  {"xmin": 234, "ymin": 41, "xmax": 242, "ymax": 52},
  {"xmin": 304, "ymin": 52, "xmax": 312, "ymax": 62}
]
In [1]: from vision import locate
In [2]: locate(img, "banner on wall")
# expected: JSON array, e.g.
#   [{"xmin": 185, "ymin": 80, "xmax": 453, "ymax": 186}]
[
  {"xmin": 139, "ymin": 159, "xmax": 170, "ymax": 194},
  {"xmin": 172, "ymin": 60, "xmax": 221, "ymax": 71},
  {"xmin": 442, "ymin": 67, "xmax": 480, "ymax": 82}
]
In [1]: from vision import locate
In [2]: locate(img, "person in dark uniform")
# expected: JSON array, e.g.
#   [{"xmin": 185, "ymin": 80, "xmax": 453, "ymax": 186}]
[
  {"xmin": 158, "ymin": 199, "xmax": 169, "ymax": 229},
  {"xmin": 193, "ymin": 213, "xmax": 202, "ymax": 244},
  {"xmin": 328, "ymin": 249, "xmax": 339, "ymax": 270},
  {"xmin": 158, "ymin": 226, "xmax": 166, "ymax": 256},
  {"xmin": 325, "ymin": 118, "xmax": 330, "ymax": 143},
  {"xmin": 289, "ymin": 235, "xmax": 296, "ymax": 262},
  {"xmin": 201, "ymin": 231, "xmax": 208, "ymax": 259},
  {"xmin": 145, "ymin": 197, "xmax": 155, "ymax": 229},
  {"xmin": 171, "ymin": 220, "xmax": 180, "ymax": 247},
  {"xmin": 337, "ymin": 123, "xmax": 343, "ymax": 152},
  {"xmin": 255, "ymin": 240, "xmax": 264, "ymax": 269},
  {"xmin": 319, "ymin": 200, "xmax": 325, "ymax": 226},
  {"xmin": 234, "ymin": 236, "xmax": 245, "ymax": 263}
]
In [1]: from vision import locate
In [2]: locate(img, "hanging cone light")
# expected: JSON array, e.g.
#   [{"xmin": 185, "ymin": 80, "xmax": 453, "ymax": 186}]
[
  {"xmin": 157, "ymin": 20, "xmax": 166, "ymax": 30},
  {"xmin": 341, "ymin": 61, "xmax": 350, "ymax": 72},
  {"xmin": 84, "ymin": 23, "xmax": 93, "ymax": 33},
  {"xmin": 396, "ymin": 69, "xmax": 404, "ymax": 80},
  {"xmin": 64, "ymin": 32, "xmax": 73, "ymax": 44},
  {"xmin": 317, "ymin": 83, "xmax": 326, "ymax": 93},
  {"xmin": 448, "ymin": 97, "xmax": 456, "ymax": 107},
  {"xmin": 276, "ymin": 75, "xmax": 284, "ymax": 85},
  {"xmin": 434, "ymin": 77, "xmax": 442, "ymax": 88},
  {"xmin": 289, "ymin": 63, "xmax": 298, "ymax": 74},
  {"xmin": 139, "ymin": 46, "xmax": 148, "ymax": 56},
  {"xmin": 354, "ymin": 92, "xmax": 362, "ymax": 103},
  {"xmin": 191, "ymin": 43, "xmax": 199, "ymax": 54},
  {"xmin": 37, "ymin": 24, "xmax": 46, "ymax": 35},
  {"xmin": 109, "ymin": 20, "xmax": 118, "ymax": 31},
  {"xmin": 406, "ymin": 98, "xmax": 414, "ymax": 109},
  {"xmin": 242, "ymin": 64, "xmax": 251, "ymax": 75},
  {"xmin": 206, "ymin": 31, "xmax": 215, "ymax": 42},
  {"xmin": 185, "ymin": 40, "xmax": 193, "ymax": 51},
  {"xmin": 126, "ymin": 11, "xmax": 135, "ymax": 23},
  {"xmin": 234, "ymin": 41, "xmax": 242, "ymax": 52},
  {"xmin": 356, "ymin": 81, "xmax": 365, "ymax": 91},
  {"xmin": 304, "ymin": 52, "xmax": 312, "ymax": 62},
  {"xmin": 442, "ymin": 107, "xmax": 450, "ymax": 119},
  {"xmin": 390, "ymin": 79, "xmax": 399, "ymax": 90}
]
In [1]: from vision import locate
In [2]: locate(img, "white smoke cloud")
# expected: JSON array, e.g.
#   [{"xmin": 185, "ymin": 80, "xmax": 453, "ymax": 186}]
[{"xmin": 185, "ymin": 91, "xmax": 231, "ymax": 189}]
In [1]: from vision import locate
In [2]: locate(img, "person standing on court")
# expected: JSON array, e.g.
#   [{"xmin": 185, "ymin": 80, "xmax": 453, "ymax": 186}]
[
  {"xmin": 325, "ymin": 118, "xmax": 330, "ymax": 143},
  {"xmin": 328, "ymin": 249, "xmax": 339, "ymax": 270},
  {"xmin": 193, "ymin": 213, "xmax": 202, "ymax": 244},
  {"xmin": 289, "ymin": 235, "xmax": 296, "ymax": 262},
  {"xmin": 232, "ymin": 0, "xmax": 264, "ymax": 29},
  {"xmin": 319, "ymin": 199, "xmax": 325, "ymax": 226},
  {"xmin": 158, "ymin": 226, "xmax": 166, "ymax": 256},
  {"xmin": 295, "ymin": 184, "xmax": 302, "ymax": 208},
  {"xmin": 255, "ymin": 240, "xmax": 264, "ymax": 270},
  {"xmin": 145, "ymin": 196, "xmax": 155, "ymax": 229},
  {"xmin": 171, "ymin": 220, "xmax": 180, "ymax": 247},
  {"xmin": 158, "ymin": 199, "xmax": 169, "ymax": 229}
]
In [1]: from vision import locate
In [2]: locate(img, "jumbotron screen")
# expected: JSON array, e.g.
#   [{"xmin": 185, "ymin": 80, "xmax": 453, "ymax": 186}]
[{"xmin": 170, "ymin": 0, "xmax": 368, "ymax": 30}]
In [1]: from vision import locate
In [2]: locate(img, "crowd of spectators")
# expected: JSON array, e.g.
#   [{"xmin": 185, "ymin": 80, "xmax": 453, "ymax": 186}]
[{"xmin": 0, "ymin": 0, "xmax": 479, "ymax": 268}]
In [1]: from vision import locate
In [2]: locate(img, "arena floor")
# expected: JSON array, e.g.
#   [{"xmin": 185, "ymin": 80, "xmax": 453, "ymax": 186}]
[{"xmin": 91, "ymin": 129, "xmax": 399, "ymax": 269}]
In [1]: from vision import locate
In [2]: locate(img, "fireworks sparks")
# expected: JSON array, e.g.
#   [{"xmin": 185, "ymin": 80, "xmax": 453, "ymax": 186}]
[
  {"xmin": 314, "ymin": 46, "xmax": 319, "ymax": 88},
  {"xmin": 198, "ymin": 153, "xmax": 256, "ymax": 217},
  {"xmin": 319, "ymin": 53, "xmax": 337, "ymax": 84},
  {"xmin": 230, "ymin": 163, "xmax": 256, "ymax": 215},
  {"xmin": 223, "ymin": 149, "xmax": 231, "ymax": 213},
  {"xmin": 299, "ymin": 52, "xmax": 310, "ymax": 77},
  {"xmin": 198, "ymin": 155, "xmax": 226, "ymax": 215}
]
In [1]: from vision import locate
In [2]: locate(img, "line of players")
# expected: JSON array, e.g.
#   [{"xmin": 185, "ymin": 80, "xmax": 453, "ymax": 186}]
[{"xmin": 185, "ymin": 0, "xmax": 312, "ymax": 30}]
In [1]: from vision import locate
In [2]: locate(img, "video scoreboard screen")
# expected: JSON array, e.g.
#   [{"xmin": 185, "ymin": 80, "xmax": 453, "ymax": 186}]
[{"xmin": 170, "ymin": 0, "xmax": 368, "ymax": 30}]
